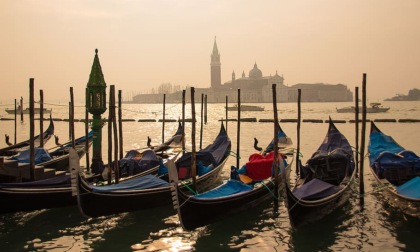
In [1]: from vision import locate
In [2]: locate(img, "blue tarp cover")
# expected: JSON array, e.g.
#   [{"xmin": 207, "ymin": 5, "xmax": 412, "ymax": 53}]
[
  {"xmin": 369, "ymin": 131, "xmax": 404, "ymax": 165},
  {"xmin": 119, "ymin": 149, "xmax": 160, "ymax": 176},
  {"xmin": 193, "ymin": 179, "xmax": 253, "ymax": 199},
  {"xmin": 11, "ymin": 147, "xmax": 52, "ymax": 164},
  {"xmin": 292, "ymin": 178, "xmax": 340, "ymax": 200},
  {"xmin": 92, "ymin": 174, "xmax": 168, "ymax": 193},
  {"xmin": 397, "ymin": 176, "xmax": 420, "ymax": 199},
  {"xmin": 176, "ymin": 124, "xmax": 231, "ymax": 169}
]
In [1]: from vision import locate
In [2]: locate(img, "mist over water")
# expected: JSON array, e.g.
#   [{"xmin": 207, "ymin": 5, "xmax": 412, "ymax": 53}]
[{"xmin": 0, "ymin": 101, "xmax": 419, "ymax": 251}]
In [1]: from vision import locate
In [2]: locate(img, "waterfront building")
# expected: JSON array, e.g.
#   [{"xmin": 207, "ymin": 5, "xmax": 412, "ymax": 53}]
[{"xmin": 133, "ymin": 38, "xmax": 353, "ymax": 103}]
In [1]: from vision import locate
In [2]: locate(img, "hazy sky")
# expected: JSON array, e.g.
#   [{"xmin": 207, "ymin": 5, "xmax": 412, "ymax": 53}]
[{"xmin": 1, "ymin": 0, "xmax": 419, "ymax": 104}]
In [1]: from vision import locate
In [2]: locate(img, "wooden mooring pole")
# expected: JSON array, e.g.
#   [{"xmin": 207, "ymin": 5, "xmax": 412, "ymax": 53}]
[
  {"xmin": 272, "ymin": 84, "xmax": 280, "ymax": 199},
  {"xmin": 236, "ymin": 89, "xmax": 241, "ymax": 170},
  {"xmin": 296, "ymin": 89, "xmax": 301, "ymax": 176},
  {"xmin": 70, "ymin": 87, "xmax": 75, "ymax": 148},
  {"xmin": 85, "ymin": 88, "xmax": 90, "ymax": 173},
  {"xmin": 191, "ymin": 87, "xmax": 197, "ymax": 192},
  {"xmin": 200, "ymin": 93, "xmax": 204, "ymax": 149},
  {"xmin": 355, "ymin": 87, "xmax": 359, "ymax": 176},
  {"xmin": 162, "ymin": 94, "xmax": 166, "ymax": 144},
  {"xmin": 182, "ymin": 90, "xmax": 186, "ymax": 154},
  {"xmin": 359, "ymin": 74, "xmax": 367, "ymax": 209},
  {"xmin": 29, "ymin": 78, "xmax": 35, "ymax": 181},
  {"xmin": 118, "ymin": 90, "xmax": 123, "ymax": 160},
  {"xmin": 39, "ymin": 90, "xmax": 44, "ymax": 147}
]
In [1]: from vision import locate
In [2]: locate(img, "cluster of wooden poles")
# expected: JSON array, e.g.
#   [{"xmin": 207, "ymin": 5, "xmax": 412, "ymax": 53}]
[{"xmin": 9, "ymin": 73, "xmax": 371, "ymax": 210}]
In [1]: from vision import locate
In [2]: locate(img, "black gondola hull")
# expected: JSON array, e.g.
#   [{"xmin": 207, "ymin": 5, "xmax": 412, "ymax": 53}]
[
  {"xmin": 76, "ymin": 157, "xmax": 228, "ymax": 218},
  {"xmin": 175, "ymin": 179, "xmax": 278, "ymax": 231},
  {"xmin": 0, "ymin": 187, "xmax": 75, "ymax": 214},
  {"xmin": 285, "ymin": 182, "xmax": 353, "ymax": 227}
]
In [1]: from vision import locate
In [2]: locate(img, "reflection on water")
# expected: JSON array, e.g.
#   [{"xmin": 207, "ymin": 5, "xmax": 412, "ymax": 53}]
[{"xmin": 0, "ymin": 101, "xmax": 419, "ymax": 251}]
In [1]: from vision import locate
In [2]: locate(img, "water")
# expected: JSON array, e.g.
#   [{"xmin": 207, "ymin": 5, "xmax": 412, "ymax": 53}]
[{"xmin": 1, "ymin": 101, "xmax": 419, "ymax": 251}]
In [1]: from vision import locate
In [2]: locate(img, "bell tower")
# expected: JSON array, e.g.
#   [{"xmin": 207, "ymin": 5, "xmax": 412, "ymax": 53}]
[{"xmin": 210, "ymin": 37, "xmax": 221, "ymax": 89}]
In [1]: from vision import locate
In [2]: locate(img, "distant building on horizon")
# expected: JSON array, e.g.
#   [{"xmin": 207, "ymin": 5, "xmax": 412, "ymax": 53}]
[{"xmin": 133, "ymin": 38, "xmax": 353, "ymax": 103}]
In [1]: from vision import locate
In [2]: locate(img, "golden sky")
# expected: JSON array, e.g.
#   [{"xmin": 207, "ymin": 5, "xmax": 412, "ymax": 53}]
[{"xmin": 0, "ymin": 0, "xmax": 419, "ymax": 103}]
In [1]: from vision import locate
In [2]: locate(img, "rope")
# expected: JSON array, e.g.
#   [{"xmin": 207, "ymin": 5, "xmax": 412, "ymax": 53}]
[
  {"xmin": 180, "ymin": 180, "xmax": 198, "ymax": 195},
  {"xmin": 254, "ymin": 180, "xmax": 279, "ymax": 201}
]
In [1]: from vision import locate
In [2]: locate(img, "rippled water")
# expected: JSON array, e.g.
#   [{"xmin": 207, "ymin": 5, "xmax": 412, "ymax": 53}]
[{"xmin": 1, "ymin": 101, "xmax": 419, "ymax": 251}]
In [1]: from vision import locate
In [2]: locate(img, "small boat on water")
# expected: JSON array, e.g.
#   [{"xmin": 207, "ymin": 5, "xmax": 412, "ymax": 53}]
[
  {"xmin": 171, "ymin": 122, "xmax": 293, "ymax": 231},
  {"xmin": 336, "ymin": 103, "xmax": 389, "ymax": 113},
  {"xmin": 5, "ymin": 104, "xmax": 52, "ymax": 115},
  {"xmin": 72, "ymin": 122, "xmax": 231, "ymax": 218},
  {"xmin": 283, "ymin": 119, "xmax": 356, "ymax": 227},
  {"xmin": 368, "ymin": 122, "xmax": 420, "ymax": 217},
  {"xmin": 0, "ymin": 124, "xmax": 184, "ymax": 214},
  {"xmin": 226, "ymin": 104, "xmax": 264, "ymax": 112}
]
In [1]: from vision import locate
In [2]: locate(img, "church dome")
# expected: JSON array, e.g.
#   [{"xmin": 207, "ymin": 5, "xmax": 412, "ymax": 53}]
[{"xmin": 249, "ymin": 62, "xmax": 263, "ymax": 78}]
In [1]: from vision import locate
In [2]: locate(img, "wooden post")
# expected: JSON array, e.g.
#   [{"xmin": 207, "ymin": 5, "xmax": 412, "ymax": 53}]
[
  {"xmin": 204, "ymin": 94, "xmax": 208, "ymax": 124},
  {"xmin": 118, "ymin": 90, "xmax": 123, "ymax": 160},
  {"xmin": 236, "ymin": 89, "xmax": 241, "ymax": 170},
  {"xmin": 355, "ymin": 87, "xmax": 359, "ymax": 176},
  {"xmin": 111, "ymin": 86, "xmax": 119, "ymax": 184},
  {"xmin": 182, "ymin": 90, "xmax": 186, "ymax": 154},
  {"xmin": 225, "ymin": 96, "xmax": 228, "ymax": 134},
  {"xmin": 68, "ymin": 101, "xmax": 72, "ymax": 139},
  {"xmin": 20, "ymin": 96, "xmax": 23, "ymax": 122},
  {"xmin": 70, "ymin": 87, "xmax": 75, "ymax": 148},
  {"xmin": 200, "ymin": 93, "xmax": 204, "ymax": 149},
  {"xmin": 107, "ymin": 86, "xmax": 113, "ymax": 185},
  {"xmin": 162, "ymin": 94, "xmax": 166, "ymax": 144},
  {"xmin": 296, "ymin": 89, "xmax": 301, "ymax": 175},
  {"xmin": 14, "ymin": 99, "xmax": 17, "ymax": 144},
  {"xmin": 39, "ymin": 90, "xmax": 44, "ymax": 147},
  {"xmin": 272, "ymin": 84, "xmax": 280, "ymax": 198},
  {"xmin": 85, "ymin": 88, "xmax": 90, "ymax": 173},
  {"xmin": 191, "ymin": 87, "xmax": 197, "ymax": 192},
  {"xmin": 29, "ymin": 78, "xmax": 35, "ymax": 181},
  {"xmin": 359, "ymin": 74, "xmax": 367, "ymax": 209}
]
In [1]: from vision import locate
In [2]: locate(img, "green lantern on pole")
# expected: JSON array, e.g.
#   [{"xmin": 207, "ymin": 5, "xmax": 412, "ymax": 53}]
[{"xmin": 86, "ymin": 48, "xmax": 107, "ymax": 174}]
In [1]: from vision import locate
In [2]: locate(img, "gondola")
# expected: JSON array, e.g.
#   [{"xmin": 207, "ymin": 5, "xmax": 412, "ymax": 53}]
[
  {"xmin": 0, "ymin": 124, "xmax": 181, "ymax": 214},
  {"xmin": 284, "ymin": 119, "xmax": 356, "ymax": 227},
  {"xmin": 7, "ymin": 131, "xmax": 93, "ymax": 172},
  {"xmin": 0, "ymin": 116, "xmax": 55, "ymax": 156},
  {"xmin": 368, "ymin": 122, "xmax": 420, "ymax": 217},
  {"xmin": 0, "ymin": 149, "xmax": 80, "ymax": 214},
  {"xmin": 73, "ymin": 122, "xmax": 231, "ymax": 218},
  {"xmin": 170, "ymin": 122, "xmax": 293, "ymax": 231}
]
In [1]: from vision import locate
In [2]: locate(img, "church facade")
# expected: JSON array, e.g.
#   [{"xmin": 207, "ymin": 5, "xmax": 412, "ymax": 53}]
[{"xmin": 133, "ymin": 38, "xmax": 353, "ymax": 103}]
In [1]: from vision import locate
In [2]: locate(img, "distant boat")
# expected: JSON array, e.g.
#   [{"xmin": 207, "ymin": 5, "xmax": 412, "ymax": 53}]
[
  {"xmin": 5, "ymin": 105, "xmax": 51, "ymax": 115},
  {"xmin": 336, "ymin": 103, "xmax": 389, "ymax": 113},
  {"xmin": 226, "ymin": 104, "xmax": 264, "ymax": 112}
]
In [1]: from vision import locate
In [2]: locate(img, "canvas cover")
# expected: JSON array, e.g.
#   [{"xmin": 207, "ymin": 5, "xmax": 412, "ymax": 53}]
[
  {"xmin": 92, "ymin": 174, "xmax": 168, "ymax": 193},
  {"xmin": 397, "ymin": 176, "xmax": 420, "ymax": 199},
  {"xmin": 292, "ymin": 178, "xmax": 340, "ymax": 200},
  {"xmin": 300, "ymin": 123, "xmax": 354, "ymax": 181},
  {"xmin": 176, "ymin": 123, "xmax": 231, "ymax": 170},
  {"xmin": 119, "ymin": 149, "xmax": 160, "ymax": 177},
  {"xmin": 368, "ymin": 131, "xmax": 404, "ymax": 165},
  {"xmin": 11, "ymin": 147, "xmax": 52, "ymax": 164},
  {"xmin": 193, "ymin": 179, "xmax": 252, "ymax": 199},
  {"xmin": 372, "ymin": 150, "xmax": 420, "ymax": 185}
]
